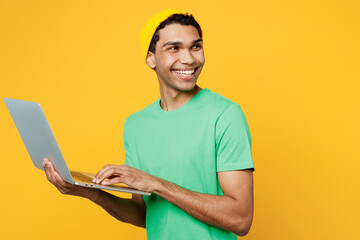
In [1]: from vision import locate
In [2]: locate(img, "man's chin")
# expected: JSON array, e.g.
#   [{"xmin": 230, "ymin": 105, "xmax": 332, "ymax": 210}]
[{"xmin": 172, "ymin": 82, "xmax": 199, "ymax": 92}]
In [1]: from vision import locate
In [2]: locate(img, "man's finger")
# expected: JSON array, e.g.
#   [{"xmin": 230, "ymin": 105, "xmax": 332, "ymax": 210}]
[
  {"xmin": 46, "ymin": 159, "xmax": 65, "ymax": 188},
  {"xmin": 48, "ymin": 161, "xmax": 64, "ymax": 185},
  {"xmin": 43, "ymin": 158, "xmax": 47, "ymax": 168},
  {"xmin": 94, "ymin": 167, "xmax": 117, "ymax": 184},
  {"xmin": 44, "ymin": 160, "xmax": 54, "ymax": 183},
  {"xmin": 101, "ymin": 176, "xmax": 123, "ymax": 186},
  {"xmin": 94, "ymin": 167, "xmax": 122, "ymax": 184},
  {"xmin": 53, "ymin": 171, "xmax": 69, "ymax": 190},
  {"xmin": 93, "ymin": 164, "xmax": 113, "ymax": 182}
]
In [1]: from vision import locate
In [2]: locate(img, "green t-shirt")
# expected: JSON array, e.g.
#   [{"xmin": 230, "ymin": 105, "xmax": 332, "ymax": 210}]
[{"xmin": 123, "ymin": 88, "xmax": 255, "ymax": 240}]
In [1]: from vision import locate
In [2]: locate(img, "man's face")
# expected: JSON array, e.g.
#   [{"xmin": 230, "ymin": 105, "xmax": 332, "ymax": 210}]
[{"xmin": 147, "ymin": 24, "xmax": 205, "ymax": 92}]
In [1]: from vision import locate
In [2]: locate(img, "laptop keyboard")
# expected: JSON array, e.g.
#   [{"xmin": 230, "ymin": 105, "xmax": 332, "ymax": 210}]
[{"xmin": 70, "ymin": 170, "xmax": 95, "ymax": 184}]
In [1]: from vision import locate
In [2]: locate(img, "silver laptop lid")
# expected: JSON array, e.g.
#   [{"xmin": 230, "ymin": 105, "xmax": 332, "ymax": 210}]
[{"xmin": 4, "ymin": 98, "xmax": 74, "ymax": 184}]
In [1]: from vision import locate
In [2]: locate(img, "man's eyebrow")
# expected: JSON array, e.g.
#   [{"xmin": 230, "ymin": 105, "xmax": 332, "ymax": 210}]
[
  {"xmin": 162, "ymin": 38, "xmax": 203, "ymax": 48},
  {"xmin": 162, "ymin": 41, "xmax": 183, "ymax": 48},
  {"xmin": 192, "ymin": 38, "xmax": 203, "ymax": 44}
]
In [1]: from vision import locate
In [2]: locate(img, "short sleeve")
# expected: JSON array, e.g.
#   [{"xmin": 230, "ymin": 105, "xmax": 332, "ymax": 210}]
[
  {"xmin": 123, "ymin": 116, "xmax": 140, "ymax": 169},
  {"xmin": 215, "ymin": 103, "xmax": 255, "ymax": 172}
]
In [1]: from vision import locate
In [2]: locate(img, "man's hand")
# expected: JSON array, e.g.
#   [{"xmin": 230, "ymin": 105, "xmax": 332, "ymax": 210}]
[
  {"xmin": 42, "ymin": 159, "xmax": 146, "ymax": 227},
  {"xmin": 93, "ymin": 164, "xmax": 159, "ymax": 192},
  {"xmin": 43, "ymin": 158, "xmax": 95, "ymax": 197}
]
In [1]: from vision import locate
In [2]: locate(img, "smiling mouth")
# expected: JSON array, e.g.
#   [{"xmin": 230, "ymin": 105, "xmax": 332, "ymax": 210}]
[{"xmin": 171, "ymin": 67, "xmax": 198, "ymax": 77}]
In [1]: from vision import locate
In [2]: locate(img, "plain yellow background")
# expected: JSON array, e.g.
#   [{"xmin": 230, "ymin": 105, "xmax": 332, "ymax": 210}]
[{"xmin": 1, "ymin": 0, "xmax": 359, "ymax": 239}]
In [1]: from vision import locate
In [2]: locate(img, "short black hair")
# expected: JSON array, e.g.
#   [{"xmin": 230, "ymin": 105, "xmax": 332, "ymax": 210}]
[{"xmin": 148, "ymin": 13, "xmax": 202, "ymax": 54}]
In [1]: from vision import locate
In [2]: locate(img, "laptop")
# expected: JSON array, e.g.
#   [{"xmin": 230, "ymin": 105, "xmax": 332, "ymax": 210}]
[{"xmin": 3, "ymin": 98, "xmax": 151, "ymax": 196}]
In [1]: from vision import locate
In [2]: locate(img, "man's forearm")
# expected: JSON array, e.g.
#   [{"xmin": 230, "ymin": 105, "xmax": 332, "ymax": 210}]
[
  {"xmin": 152, "ymin": 178, "xmax": 251, "ymax": 236},
  {"xmin": 93, "ymin": 164, "xmax": 253, "ymax": 235},
  {"xmin": 84, "ymin": 189, "xmax": 146, "ymax": 228}
]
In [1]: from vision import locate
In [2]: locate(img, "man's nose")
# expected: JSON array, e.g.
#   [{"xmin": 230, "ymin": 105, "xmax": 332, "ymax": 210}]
[{"xmin": 179, "ymin": 49, "xmax": 195, "ymax": 64}]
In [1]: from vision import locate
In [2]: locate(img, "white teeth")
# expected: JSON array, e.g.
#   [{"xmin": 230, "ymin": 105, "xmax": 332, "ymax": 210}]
[{"xmin": 173, "ymin": 69, "xmax": 195, "ymax": 75}]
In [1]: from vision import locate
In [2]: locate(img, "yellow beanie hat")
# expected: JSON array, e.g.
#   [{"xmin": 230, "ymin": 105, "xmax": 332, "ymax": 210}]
[{"xmin": 140, "ymin": 9, "xmax": 187, "ymax": 62}]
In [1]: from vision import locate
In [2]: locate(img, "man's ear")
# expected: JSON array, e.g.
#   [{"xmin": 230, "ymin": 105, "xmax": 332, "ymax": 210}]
[{"xmin": 146, "ymin": 52, "xmax": 156, "ymax": 69}]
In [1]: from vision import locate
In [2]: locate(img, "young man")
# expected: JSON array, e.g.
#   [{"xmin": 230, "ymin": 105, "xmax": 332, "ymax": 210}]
[{"xmin": 43, "ymin": 10, "xmax": 255, "ymax": 240}]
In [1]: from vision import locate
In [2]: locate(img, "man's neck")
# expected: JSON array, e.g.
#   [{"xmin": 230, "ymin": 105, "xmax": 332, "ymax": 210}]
[{"xmin": 159, "ymin": 85, "xmax": 202, "ymax": 112}]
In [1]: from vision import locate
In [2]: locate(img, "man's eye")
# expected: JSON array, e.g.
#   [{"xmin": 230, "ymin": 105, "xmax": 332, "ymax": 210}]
[
  {"xmin": 169, "ymin": 46, "xmax": 179, "ymax": 50},
  {"xmin": 192, "ymin": 45, "xmax": 202, "ymax": 49}
]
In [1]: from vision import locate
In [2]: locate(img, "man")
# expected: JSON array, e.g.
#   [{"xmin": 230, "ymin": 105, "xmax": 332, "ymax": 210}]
[{"xmin": 43, "ymin": 9, "xmax": 255, "ymax": 240}]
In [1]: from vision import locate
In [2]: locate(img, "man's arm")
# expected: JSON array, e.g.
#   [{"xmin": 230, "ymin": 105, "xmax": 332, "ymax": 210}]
[
  {"xmin": 154, "ymin": 169, "xmax": 254, "ymax": 236},
  {"xmin": 43, "ymin": 158, "xmax": 146, "ymax": 228},
  {"xmin": 94, "ymin": 165, "xmax": 254, "ymax": 236}
]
